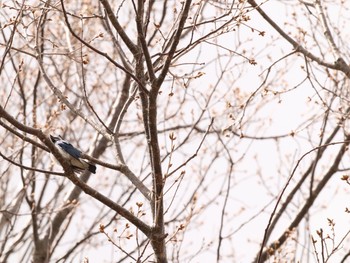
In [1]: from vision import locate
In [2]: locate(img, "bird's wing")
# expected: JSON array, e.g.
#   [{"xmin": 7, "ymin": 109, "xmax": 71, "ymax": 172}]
[{"xmin": 57, "ymin": 141, "xmax": 82, "ymax": 159}]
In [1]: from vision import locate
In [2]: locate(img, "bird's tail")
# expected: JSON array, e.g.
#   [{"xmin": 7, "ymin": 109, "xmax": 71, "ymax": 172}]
[
  {"xmin": 88, "ymin": 163, "xmax": 96, "ymax": 174},
  {"xmin": 78, "ymin": 159, "xmax": 96, "ymax": 174}
]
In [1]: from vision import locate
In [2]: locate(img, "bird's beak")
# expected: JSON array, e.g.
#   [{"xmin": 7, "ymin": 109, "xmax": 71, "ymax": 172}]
[{"xmin": 50, "ymin": 135, "xmax": 58, "ymax": 143}]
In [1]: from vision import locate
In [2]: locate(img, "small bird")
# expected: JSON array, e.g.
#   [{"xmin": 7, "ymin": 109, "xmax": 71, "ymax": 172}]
[{"xmin": 50, "ymin": 135, "xmax": 96, "ymax": 174}]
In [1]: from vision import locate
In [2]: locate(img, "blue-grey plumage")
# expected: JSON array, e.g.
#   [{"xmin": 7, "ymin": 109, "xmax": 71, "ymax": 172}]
[{"xmin": 50, "ymin": 135, "xmax": 96, "ymax": 174}]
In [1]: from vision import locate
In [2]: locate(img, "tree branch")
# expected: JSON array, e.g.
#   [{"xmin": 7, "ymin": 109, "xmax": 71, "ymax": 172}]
[
  {"xmin": 60, "ymin": 0, "xmax": 149, "ymax": 94},
  {"xmin": 134, "ymin": 0, "xmax": 156, "ymax": 82},
  {"xmin": 155, "ymin": 0, "xmax": 192, "ymax": 88},
  {"xmin": 256, "ymin": 136, "xmax": 350, "ymax": 262},
  {"xmin": 247, "ymin": 0, "xmax": 350, "ymax": 77},
  {"xmin": 98, "ymin": 0, "xmax": 139, "ymax": 55}
]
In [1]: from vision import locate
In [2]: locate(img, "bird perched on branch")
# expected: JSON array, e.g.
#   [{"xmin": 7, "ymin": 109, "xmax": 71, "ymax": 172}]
[{"xmin": 50, "ymin": 135, "xmax": 96, "ymax": 174}]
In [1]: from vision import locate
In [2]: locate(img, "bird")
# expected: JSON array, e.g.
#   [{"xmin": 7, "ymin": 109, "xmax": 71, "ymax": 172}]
[{"xmin": 50, "ymin": 135, "xmax": 96, "ymax": 174}]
